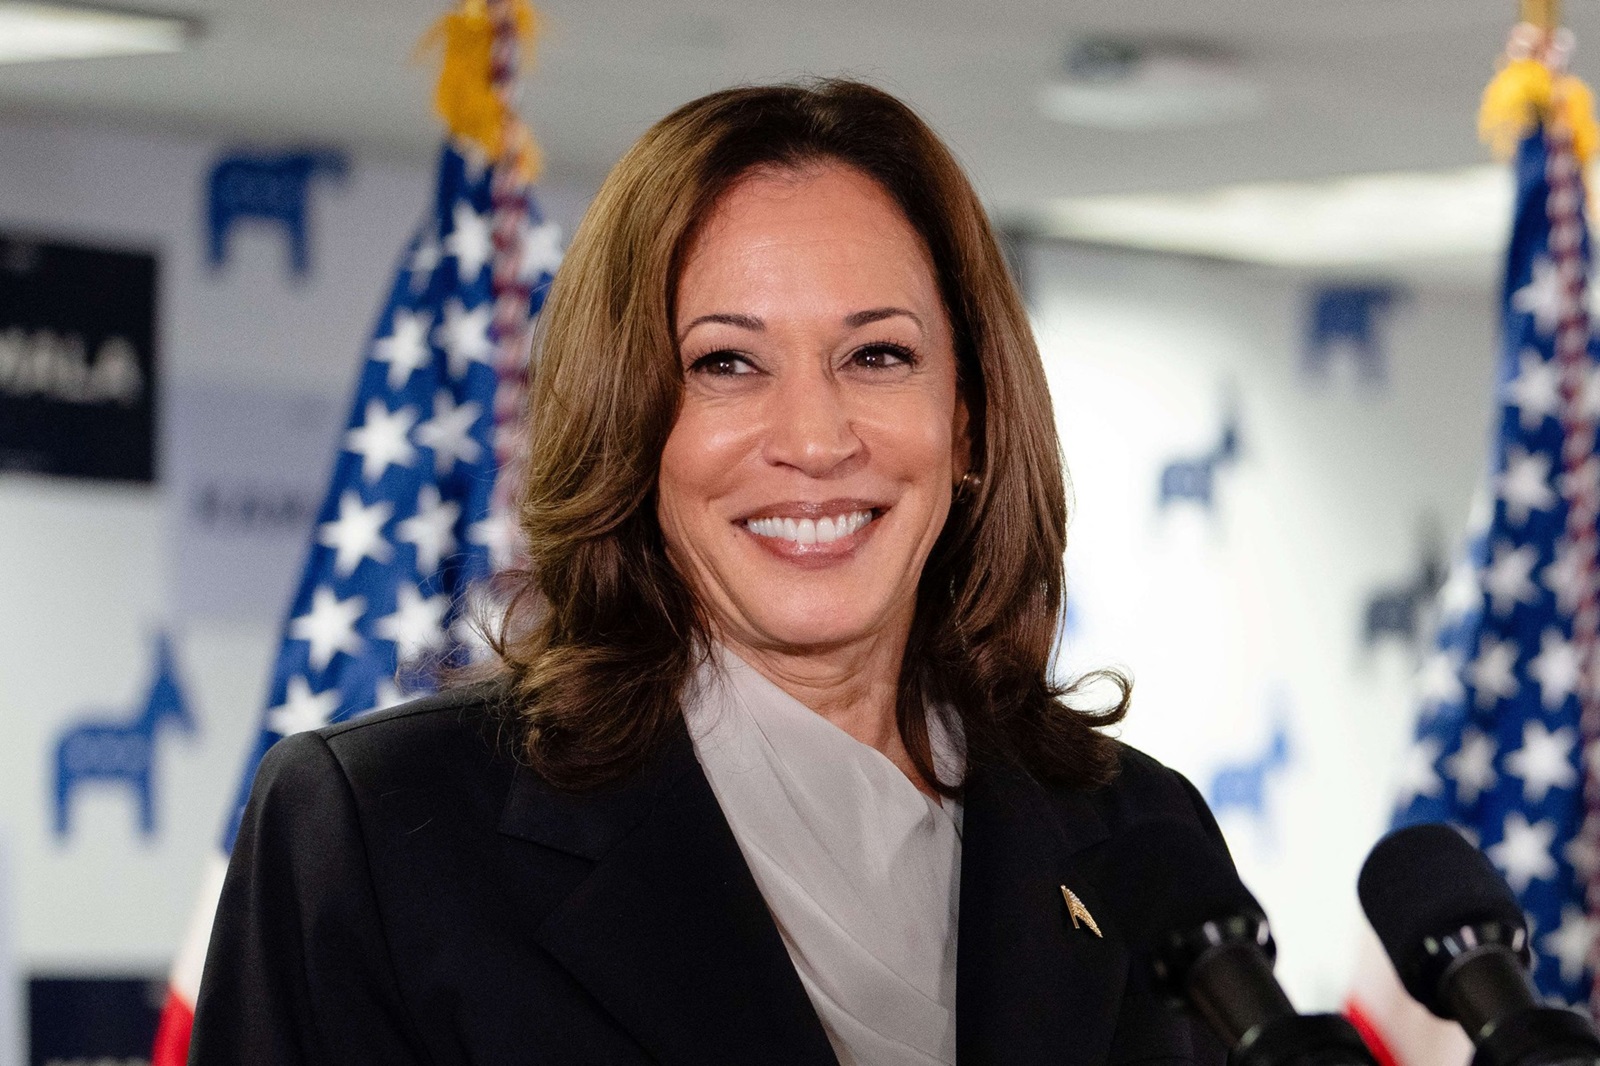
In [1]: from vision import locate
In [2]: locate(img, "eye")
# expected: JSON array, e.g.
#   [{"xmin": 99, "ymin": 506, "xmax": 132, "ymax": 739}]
[
  {"xmin": 850, "ymin": 341, "xmax": 918, "ymax": 370},
  {"xmin": 687, "ymin": 350, "xmax": 757, "ymax": 377}
]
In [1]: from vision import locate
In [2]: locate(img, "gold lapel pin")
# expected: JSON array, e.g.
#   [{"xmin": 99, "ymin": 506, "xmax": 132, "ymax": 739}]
[{"xmin": 1060, "ymin": 886, "xmax": 1103, "ymax": 938}]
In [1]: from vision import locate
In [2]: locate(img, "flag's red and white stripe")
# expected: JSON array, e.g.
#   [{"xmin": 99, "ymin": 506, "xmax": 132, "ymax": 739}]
[{"xmin": 152, "ymin": 854, "xmax": 228, "ymax": 1065}]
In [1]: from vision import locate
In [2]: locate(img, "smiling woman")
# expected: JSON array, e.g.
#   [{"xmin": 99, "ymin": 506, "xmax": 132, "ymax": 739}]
[
  {"xmin": 505, "ymin": 80, "xmax": 1122, "ymax": 803},
  {"xmin": 189, "ymin": 79, "xmax": 1238, "ymax": 1066}
]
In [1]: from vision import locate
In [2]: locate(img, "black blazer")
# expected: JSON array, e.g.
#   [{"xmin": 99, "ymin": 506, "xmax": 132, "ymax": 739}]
[{"xmin": 190, "ymin": 683, "xmax": 1232, "ymax": 1066}]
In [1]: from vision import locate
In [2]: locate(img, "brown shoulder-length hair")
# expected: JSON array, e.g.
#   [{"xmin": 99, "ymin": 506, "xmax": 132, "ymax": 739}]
[{"xmin": 493, "ymin": 77, "xmax": 1129, "ymax": 794}]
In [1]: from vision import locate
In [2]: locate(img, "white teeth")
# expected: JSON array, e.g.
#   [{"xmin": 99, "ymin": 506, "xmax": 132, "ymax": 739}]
[{"xmin": 744, "ymin": 510, "xmax": 874, "ymax": 544}]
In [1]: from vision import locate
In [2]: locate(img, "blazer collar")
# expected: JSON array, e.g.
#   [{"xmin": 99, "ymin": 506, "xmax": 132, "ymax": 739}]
[
  {"xmin": 499, "ymin": 728, "xmax": 1128, "ymax": 1066},
  {"xmin": 499, "ymin": 726, "xmax": 840, "ymax": 1066},
  {"xmin": 956, "ymin": 756, "xmax": 1128, "ymax": 1066}
]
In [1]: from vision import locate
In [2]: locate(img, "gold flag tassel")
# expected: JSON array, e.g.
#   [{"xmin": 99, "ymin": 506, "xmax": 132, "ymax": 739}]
[
  {"xmin": 1480, "ymin": 16, "xmax": 1599, "ymax": 164},
  {"xmin": 417, "ymin": 0, "xmax": 543, "ymax": 182}
]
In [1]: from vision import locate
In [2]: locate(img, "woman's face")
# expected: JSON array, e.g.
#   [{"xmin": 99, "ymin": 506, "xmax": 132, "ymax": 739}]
[{"xmin": 659, "ymin": 163, "xmax": 969, "ymax": 657}]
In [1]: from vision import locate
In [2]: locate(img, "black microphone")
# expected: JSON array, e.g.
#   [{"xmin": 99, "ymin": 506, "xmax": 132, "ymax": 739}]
[
  {"xmin": 1102, "ymin": 819, "xmax": 1378, "ymax": 1066},
  {"xmin": 1358, "ymin": 822, "xmax": 1600, "ymax": 1066}
]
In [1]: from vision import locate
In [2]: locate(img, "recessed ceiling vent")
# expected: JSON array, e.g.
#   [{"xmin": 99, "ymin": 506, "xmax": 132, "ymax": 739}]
[{"xmin": 1038, "ymin": 38, "xmax": 1264, "ymax": 130}]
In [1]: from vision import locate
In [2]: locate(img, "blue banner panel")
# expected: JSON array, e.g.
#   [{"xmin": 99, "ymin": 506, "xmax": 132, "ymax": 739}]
[{"xmin": 28, "ymin": 976, "xmax": 162, "ymax": 1066}]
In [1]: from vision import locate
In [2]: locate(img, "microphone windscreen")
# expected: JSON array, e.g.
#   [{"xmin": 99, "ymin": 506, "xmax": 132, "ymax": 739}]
[
  {"xmin": 1357, "ymin": 823, "xmax": 1525, "ymax": 1008},
  {"xmin": 1098, "ymin": 818, "xmax": 1262, "ymax": 952}
]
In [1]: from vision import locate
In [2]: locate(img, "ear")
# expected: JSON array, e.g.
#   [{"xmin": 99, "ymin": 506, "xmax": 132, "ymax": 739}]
[{"xmin": 951, "ymin": 390, "xmax": 974, "ymax": 484}]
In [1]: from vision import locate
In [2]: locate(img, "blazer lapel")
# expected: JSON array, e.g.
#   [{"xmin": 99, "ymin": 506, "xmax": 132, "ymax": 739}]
[
  {"xmin": 499, "ymin": 728, "xmax": 839, "ymax": 1066},
  {"xmin": 956, "ymin": 758, "xmax": 1127, "ymax": 1066}
]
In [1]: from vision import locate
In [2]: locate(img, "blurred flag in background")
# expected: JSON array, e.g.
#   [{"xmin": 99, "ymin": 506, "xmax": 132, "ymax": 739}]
[
  {"xmin": 1347, "ymin": 18, "xmax": 1600, "ymax": 1066},
  {"xmin": 150, "ymin": 2, "xmax": 560, "ymax": 1061}
]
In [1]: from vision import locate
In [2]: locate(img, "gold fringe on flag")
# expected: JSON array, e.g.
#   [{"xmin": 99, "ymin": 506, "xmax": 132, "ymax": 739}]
[
  {"xmin": 417, "ymin": 0, "xmax": 543, "ymax": 181},
  {"xmin": 1480, "ymin": 44, "xmax": 1599, "ymax": 164}
]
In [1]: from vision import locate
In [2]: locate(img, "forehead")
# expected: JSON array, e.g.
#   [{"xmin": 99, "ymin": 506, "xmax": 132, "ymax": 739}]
[{"xmin": 676, "ymin": 163, "xmax": 940, "ymax": 314}]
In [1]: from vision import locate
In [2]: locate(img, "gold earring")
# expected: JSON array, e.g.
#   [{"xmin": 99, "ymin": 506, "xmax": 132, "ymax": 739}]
[{"xmin": 956, "ymin": 471, "xmax": 981, "ymax": 498}]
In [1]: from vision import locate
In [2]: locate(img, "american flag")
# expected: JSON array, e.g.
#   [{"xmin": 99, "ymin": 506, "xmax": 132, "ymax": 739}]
[
  {"xmin": 149, "ymin": 137, "xmax": 561, "ymax": 1062},
  {"xmin": 1384, "ymin": 109, "xmax": 1600, "ymax": 1008}
]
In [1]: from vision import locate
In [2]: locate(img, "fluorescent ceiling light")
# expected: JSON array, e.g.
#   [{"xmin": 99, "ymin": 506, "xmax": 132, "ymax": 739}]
[
  {"xmin": 1038, "ymin": 77, "xmax": 1263, "ymax": 130},
  {"xmin": 0, "ymin": 1, "xmax": 196, "ymax": 65},
  {"xmin": 1039, "ymin": 39, "xmax": 1263, "ymax": 130},
  {"xmin": 1040, "ymin": 166, "xmax": 1521, "ymax": 268}
]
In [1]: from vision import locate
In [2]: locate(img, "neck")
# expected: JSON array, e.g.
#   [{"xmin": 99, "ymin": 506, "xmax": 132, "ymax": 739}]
[{"xmin": 714, "ymin": 624, "xmax": 938, "ymax": 799}]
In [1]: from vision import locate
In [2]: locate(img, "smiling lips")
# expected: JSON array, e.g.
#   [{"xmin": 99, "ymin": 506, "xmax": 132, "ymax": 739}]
[
  {"xmin": 745, "ymin": 510, "xmax": 873, "ymax": 545},
  {"xmin": 738, "ymin": 500, "xmax": 884, "ymax": 558}
]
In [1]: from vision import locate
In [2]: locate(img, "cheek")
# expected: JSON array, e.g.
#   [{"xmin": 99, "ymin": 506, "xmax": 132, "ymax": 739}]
[
  {"xmin": 657, "ymin": 403, "xmax": 747, "ymax": 535},
  {"xmin": 864, "ymin": 393, "xmax": 957, "ymax": 480}
]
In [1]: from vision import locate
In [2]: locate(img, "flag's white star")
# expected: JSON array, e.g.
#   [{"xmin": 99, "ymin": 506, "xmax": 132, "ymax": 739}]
[
  {"xmin": 451, "ymin": 582, "xmax": 504, "ymax": 661},
  {"xmin": 374, "ymin": 678, "xmax": 409, "ymax": 711},
  {"xmin": 1568, "ymin": 833, "xmax": 1600, "ymax": 879},
  {"xmin": 397, "ymin": 484, "xmax": 460, "ymax": 575},
  {"xmin": 373, "ymin": 308, "xmax": 434, "ymax": 391},
  {"xmin": 1398, "ymin": 738, "xmax": 1443, "ymax": 803},
  {"xmin": 1483, "ymin": 542, "xmax": 1540, "ymax": 615},
  {"xmin": 344, "ymin": 400, "xmax": 419, "ymax": 482},
  {"xmin": 265, "ymin": 675, "xmax": 340, "ymax": 736},
  {"xmin": 1418, "ymin": 649, "xmax": 1465, "ymax": 709},
  {"xmin": 414, "ymin": 391, "xmax": 484, "ymax": 476},
  {"xmin": 1438, "ymin": 559, "xmax": 1484, "ymax": 622},
  {"xmin": 1488, "ymin": 813, "xmax": 1558, "ymax": 893},
  {"xmin": 1543, "ymin": 906, "xmax": 1600, "ymax": 983},
  {"xmin": 1513, "ymin": 256, "xmax": 1566, "ymax": 336},
  {"xmin": 409, "ymin": 235, "xmax": 441, "ymax": 292},
  {"xmin": 317, "ymin": 490, "xmax": 393, "ymax": 578},
  {"xmin": 1498, "ymin": 446, "xmax": 1558, "ymax": 525},
  {"xmin": 445, "ymin": 201, "xmax": 494, "ymax": 282},
  {"xmin": 434, "ymin": 298, "xmax": 495, "ymax": 380},
  {"xmin": 1528, "ymin": 628, "xmax": 1581, "ymax": 712},
  {"xmin": 1505, "ymin": 347, "xmax": 1562, "ymax": 429},
  {"xmin": 518, "ymin": 219, "xmax": 563, "ymax": 284},
  {"xmin": 1446, "ymin": 729, "xmax": 1497, "ymax": 806},
  {"xmin": 469, "ymin": 512, "xmax": 520, "ymax": 571},
  {"xmin": 1505, "ymin": 720, "xmax": 1578, "ymax": 803},
  {"xmin": 1543, "ymin": 541, "xmax": 1591, "ymax": 613},
  {"xmin": 374, "ymin": 583, "xmax": 451, "ymax": 663},
  {"xmin": 289, "ymin": 586, "xmax": 367, "ymax": 672},
  {"xmin": 1469, "ymin": 635, "xmax": 1521, "ymax": 708}
]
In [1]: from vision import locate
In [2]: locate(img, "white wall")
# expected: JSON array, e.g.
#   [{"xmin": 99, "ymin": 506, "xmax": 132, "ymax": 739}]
[{"xmin": 1031, "ymin": 241, "xmax": 1498, "ymax": 1007}]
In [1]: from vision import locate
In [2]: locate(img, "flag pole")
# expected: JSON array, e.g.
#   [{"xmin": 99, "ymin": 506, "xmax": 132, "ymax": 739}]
[{"xmin": 1523, "ymin": 0, "xmax": 1561, "ymax": 30}]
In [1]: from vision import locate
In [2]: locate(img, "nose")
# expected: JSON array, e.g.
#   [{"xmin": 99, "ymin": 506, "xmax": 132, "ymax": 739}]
[{"xmin": 761, "ymin": 359, "xmax": 861, "ymax": 477}]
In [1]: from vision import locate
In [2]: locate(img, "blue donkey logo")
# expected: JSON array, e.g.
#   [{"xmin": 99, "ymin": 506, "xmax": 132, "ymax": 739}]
[
  {"xmin": 1158, "ymin": 410, "xmax": 1241, "ymax": 512},
  {"xmin": 54, "ymin": 634, "xmax": 196, "ymax": 839},
  {"xmin": 1305, "ymin": 284, "xmax": 1403, "ymax": 385},
  {"xmin": 1207, "ymin": 706, "xmax": 1292, "ymax": 839},
  {"xmin": 207, "ymin": 149, "xmax": 348, "ymax": 278}
]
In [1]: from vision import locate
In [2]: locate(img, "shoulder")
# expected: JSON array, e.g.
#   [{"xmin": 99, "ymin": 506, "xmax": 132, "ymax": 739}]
[
  {"xmin": 254, "ymin": 679, "xmax": 524, "ymax": 818},
  {"xmin": 1056, "ymin": 740, "xmax": 1227, "ymax": 851}
]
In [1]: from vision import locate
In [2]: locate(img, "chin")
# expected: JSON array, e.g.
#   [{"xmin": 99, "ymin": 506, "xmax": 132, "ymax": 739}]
[{"xmin": 739, "ymin": 603, "xmax": 893, "ymax": 653}]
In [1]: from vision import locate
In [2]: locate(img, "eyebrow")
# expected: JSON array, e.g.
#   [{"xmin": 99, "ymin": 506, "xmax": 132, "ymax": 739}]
[
  {"xmin": 846, "ymin": 306, "xmax": 923, "ymax": 330},
  {"xmin": 677, "ymin": 306, "xmax": 924, "ymax": 342}
]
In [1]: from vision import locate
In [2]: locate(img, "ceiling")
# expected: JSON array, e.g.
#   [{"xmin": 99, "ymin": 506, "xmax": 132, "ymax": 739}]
[{"xmin": 0, "ymin": 0, "xmax": 1592, "ymax": 224}]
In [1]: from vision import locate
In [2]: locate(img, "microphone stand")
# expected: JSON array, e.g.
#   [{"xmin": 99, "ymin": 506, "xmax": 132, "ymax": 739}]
[{"xmin": 1157, "ymin": 914, "xmax": 1379, "ymax": 1066}]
